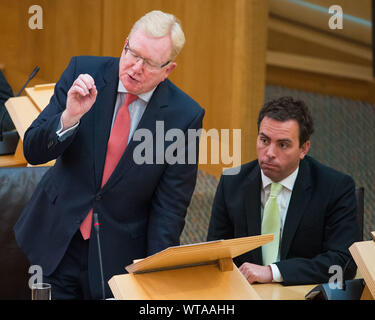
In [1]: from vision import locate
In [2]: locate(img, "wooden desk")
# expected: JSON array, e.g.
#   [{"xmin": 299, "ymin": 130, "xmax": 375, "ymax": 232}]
[
  {"xmin": 3, "ymin": 84, "xmax": 55, "ymax": 167},
  {"xmin": 350, "ymin": 234, "xmax": 375, "ymax": 300},
  {"xmin": 253, "ymin": 283, "xmax": 314, "ymax": 300},
  {"xmin": 5, "ymin": 96, "xmax": 40, "ymax": 140},
  {"xmin": 0, "ymin": 142, "xmax": 27, "ymax": 167},
  {"xmin": 253, "ymin": 268, "xmax": 364, "ymax": 300},
  {"xmin": 25, "ymin": 84, "xmax": 54, "ymax": 112},
  {"xmin": 2, "ymin": 96, "xmax": 39, "ymax": 167}
]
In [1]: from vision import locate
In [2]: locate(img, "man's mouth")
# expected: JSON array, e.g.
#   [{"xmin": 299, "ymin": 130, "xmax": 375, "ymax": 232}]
[
  {"xmin": 128, "ymin": 74, "xmax": 139, "ymax": 82},
  {"xmin": 262, "ymin": 162, "xmax": 277, "ymax": 169}
]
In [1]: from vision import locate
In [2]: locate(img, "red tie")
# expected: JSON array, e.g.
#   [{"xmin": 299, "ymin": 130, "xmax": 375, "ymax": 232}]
[{"xmin": 80, "ymin": 93, "xmax": 138, "ymax": 240}]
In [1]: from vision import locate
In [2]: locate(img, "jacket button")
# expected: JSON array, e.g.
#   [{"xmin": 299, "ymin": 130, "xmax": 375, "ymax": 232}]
[{"xmin": 96, "ymin": 194, "xmax": 102, "ymax": 201}]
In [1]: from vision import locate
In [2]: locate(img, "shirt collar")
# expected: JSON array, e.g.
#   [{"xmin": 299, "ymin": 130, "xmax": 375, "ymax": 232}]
[
  {"xmin": 117, "ymin": 80, "xmax": 156, "ymax": 103},
  {"xmin": 261, "ymin": 166, "xmax": 299, "ymax": 192}
]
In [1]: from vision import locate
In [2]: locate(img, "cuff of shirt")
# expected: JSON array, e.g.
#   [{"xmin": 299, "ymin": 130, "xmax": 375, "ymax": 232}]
[
  {"xmin": 269, "ymin": 264, "xmax": 284, "ymax": 282},
  {"xmin": 56, "ymin": 116, "xmax": 79, "ymax": 142}
]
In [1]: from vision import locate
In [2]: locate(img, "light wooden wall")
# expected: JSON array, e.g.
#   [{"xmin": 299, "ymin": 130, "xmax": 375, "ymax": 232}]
[
  {"xmin": 266, "ymin": 1, "xmax": 374, "ymax": 104},
  {"xmin": 0, "ymin": 0, "xmax": 102, "ymax": 89},
  {"xmin": 0, "ymin": 0, "xmax": 269, "ymax": 177}
]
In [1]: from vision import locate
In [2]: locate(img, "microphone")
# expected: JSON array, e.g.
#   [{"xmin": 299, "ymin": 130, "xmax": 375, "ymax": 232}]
[
  {"xmin": 0, "ymin": 66, "xmax": 39, "ymax": 148},
  {"xmin": 305, "ymin": 257, "xmax": 364, "ymax": 300},
  {"xmin": 93, "ymin": 213, "xmax": 105, "ymax": 300},
  {"xmin": 15, "ymin": 66, "xmax": 40, "ymax": 97}
]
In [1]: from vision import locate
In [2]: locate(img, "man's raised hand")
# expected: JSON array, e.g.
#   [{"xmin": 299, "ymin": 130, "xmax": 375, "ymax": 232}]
[{"xmin": 62, "ymin": 74, "xmax": 98, "ymax": 130}]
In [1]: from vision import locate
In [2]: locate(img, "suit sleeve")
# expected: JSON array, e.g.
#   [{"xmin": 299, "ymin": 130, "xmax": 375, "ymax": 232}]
[
  {"xmin": 207, "ymin": 175, "xmax": 235, "ymax": 241},
  {"xmin": 276, "ymin": 174, "xmax": 359, "ymax": 285},
  {"xmin": 146, "ymin": 108, "xmax": 205, "ymax": 255},
  {"xmin": 23, "ymin": 57, "xmax": 79, "ymax": 165}
]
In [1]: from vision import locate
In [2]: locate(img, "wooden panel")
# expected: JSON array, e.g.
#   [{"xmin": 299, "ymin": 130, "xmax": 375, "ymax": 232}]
[
  {"xmin": 269, "ymin": 0, "xmax": 371, "ymax": 45},
  {"xmin": 266, "ymin": 65, "xmax": 375, "ymax": 104},
  {"xmin": 268, "ymin": 17, "xmax": 372, "ymax": 65},
  {"xmin": 0, "ymin": 0, "xmax": 102, "ymax": 96},
  {"xmin": 5, "ymin": 97, "xmax": 40, "ymax": 140},
  {"xmin": 266, "ymin": 4, "xmax": 375, "ymax": 104},
  {"xmin": 109, "ymin": 270, "xmax": 320, "ymax": 300},
  {"xmin": 0, "ymin": 142, "xmax": 27, "ymax": 167},
  {"xmin": 5, "ymin": 95, "xmax": 55, "ymax": 167},
  {"xmin": 349, "ymin": 236, "xmax": 375, "ymax": 300},
  {"xmin": 226, "ymin": 0, "xmax": 268, "ymax": 173},
  {"xmin": 25, "ymin": 84, "xmax": 55, "ymax": 112},
  {"xmin": 109, "ymin": 235, "xmax": 272, "ymax": 300},
  {"xmin": 125, "ymin": 234, "xmax": 273, "ymax": 274},
  {"xmin": 253, "ymin": 283, "xmax": 314, "ymax": 300},
  {"xmin": 310, "ymin": 0, "xmax": 372, "ymax": 21},
  {"xmin": 109, "ymin": 263, "xmax": 261, "ymax": 300},
  {"xmin": 361, "ymin": 285, "xmax": 374, "ymax": 300},
  {"xmin": 267, "ymin": 51, "xmax": 373, "ymax": 82}
]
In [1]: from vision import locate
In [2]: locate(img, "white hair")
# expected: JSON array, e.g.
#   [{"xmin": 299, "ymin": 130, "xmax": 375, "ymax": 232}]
[{"xmin": 129, "ymin": 10, "xmax": 186, "ymax": 61}]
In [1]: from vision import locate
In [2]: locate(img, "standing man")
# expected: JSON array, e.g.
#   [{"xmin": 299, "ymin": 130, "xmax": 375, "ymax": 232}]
[
  {"xmin": 15, "ymin": 10, "xmax": 204, "ymax": 299},
  {"xmin": 207, "ymin": 96, "xmax": 359, "ymax": 285}
]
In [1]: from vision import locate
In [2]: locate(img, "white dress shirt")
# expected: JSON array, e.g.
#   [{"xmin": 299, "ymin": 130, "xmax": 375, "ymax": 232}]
[
  {"xmin": 111, "ymin": 80, "xmax": 155, "ymax": 143},
  {"xmin": 260, "ymin": 166, "xmax": 299, "ymax": 282},
  {"xmin": 57, "ymin": 80, "xmax": 156, "ymax": 141}
]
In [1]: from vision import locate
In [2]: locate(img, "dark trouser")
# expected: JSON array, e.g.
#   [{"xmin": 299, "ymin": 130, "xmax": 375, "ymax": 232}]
[{"xmin": 44, "ymin": 231, "xmax": 92, "ymax": 300}]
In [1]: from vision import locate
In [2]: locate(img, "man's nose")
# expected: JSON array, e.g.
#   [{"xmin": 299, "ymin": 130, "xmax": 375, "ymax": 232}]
[
  {"xmin": 132, "ymin": 58, "xmax": 144, "ymax": 72},
  {"xmin": 265, "ymin": 144, "xmax": 276, "ymax": 158}
]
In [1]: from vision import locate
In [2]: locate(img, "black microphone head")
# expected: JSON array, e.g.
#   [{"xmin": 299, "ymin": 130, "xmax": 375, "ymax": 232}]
[
  {"xmin": 93, "ymin": 213, "xmax": 100, "ymax": 232},
  {"xmin": 31, "ymin": 66, "xmax": 40, "ymax": 77},
  {"xmin": 15, "ymin": 66, "xmax": 41, "ymax": 97}
]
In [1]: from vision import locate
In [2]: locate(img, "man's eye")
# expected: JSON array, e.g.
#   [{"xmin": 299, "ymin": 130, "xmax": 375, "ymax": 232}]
[
  {"xmin": 144, "ymin": 59, "xmax": 153, "ymax": 67},
  {"xmin": 280, "ymin": 143, "xmax": 288, "ymax": 149}
]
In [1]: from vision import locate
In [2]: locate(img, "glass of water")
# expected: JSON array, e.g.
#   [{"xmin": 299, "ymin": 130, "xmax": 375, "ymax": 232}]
[{"xmin": 31, "ymin": 283, "xmax": 51, "ymax": 300}]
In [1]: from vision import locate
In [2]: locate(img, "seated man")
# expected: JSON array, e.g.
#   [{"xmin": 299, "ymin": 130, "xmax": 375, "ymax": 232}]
[{"xmin": 207, "ymin": 96, "xmax": 359, "ymax": 285}]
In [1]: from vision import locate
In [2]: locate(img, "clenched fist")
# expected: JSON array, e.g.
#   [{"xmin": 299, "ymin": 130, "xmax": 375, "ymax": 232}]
[
  {"xmin": 239, "ymin": 262, "xmax": 273, "ymax": 284},
  {"xmin": 61, "ymin": 74, "xmax": 98, "ymax": 130}
]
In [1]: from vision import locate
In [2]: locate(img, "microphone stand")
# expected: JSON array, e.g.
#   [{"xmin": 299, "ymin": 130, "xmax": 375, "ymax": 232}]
[
  {"xmin": 93, "ymin": 213, "xmax": 106, "ymax": 300},
  {"xmin": 15, "ymin": 66, "xmax": 39, "ymax": 97}
]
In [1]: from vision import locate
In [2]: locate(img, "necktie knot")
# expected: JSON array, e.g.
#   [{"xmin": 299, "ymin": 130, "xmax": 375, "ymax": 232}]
[
  {"xmin": 269, "ymin": 182, "xmax": 283, "ymax": 198},
  {"xmin": 125, "ymin": 93, "xmax": 138, "ymax": 106}
]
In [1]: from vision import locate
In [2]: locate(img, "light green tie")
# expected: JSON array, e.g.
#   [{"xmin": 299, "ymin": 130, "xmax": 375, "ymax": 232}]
[{"xmin": 262, "ymin": 182, "xmax": 283, "ymax": 266}]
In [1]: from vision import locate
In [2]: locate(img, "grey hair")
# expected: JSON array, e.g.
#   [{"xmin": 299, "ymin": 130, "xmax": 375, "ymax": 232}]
[{"xmin": 129, "ymin": 10, "xmax": 186, "ymax": 61}]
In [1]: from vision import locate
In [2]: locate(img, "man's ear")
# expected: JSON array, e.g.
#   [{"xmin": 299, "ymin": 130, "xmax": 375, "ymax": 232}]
[
  {"xmin": 299, "ymin": 140, "xmax": 310, "ymax": 160},
  {"xmin": 163, "ymin": 62, "xmax": 177, "ymax": 80}
]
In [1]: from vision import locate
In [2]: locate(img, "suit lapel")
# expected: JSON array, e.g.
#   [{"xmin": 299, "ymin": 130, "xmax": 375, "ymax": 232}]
[
  {"xmin": 92, "ymin": 59, "xmax": 119, "ymax": 190},
  {"xmin": 280, "ymin": 158, "xmax": 312, "ymax": 259},
  {"xmin": 244, "ymin": 164, "xmax": 263, "ymax": 265},
  {"xmin": 100, "ymin": 79, "xmax": 168, "ymax": 192}
]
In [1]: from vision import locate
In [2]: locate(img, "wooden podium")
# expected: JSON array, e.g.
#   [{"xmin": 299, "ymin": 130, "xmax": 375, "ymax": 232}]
[
  {"xmin": 3, "ymin": 84, "xmax": 55, "ymax": 167},
  {"xmin": 109, "ymin": 234, "xmax": 273, "ymax": 300},
  {"xmin": 349, "ymin": 231, "xmax": 375, "ymax": 300}
]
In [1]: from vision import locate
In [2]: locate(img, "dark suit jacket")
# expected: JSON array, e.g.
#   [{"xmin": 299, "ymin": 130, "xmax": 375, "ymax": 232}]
[
  {"xmin": 207, "ymin": 156, "xmax": 359, "ymax": 285},
  {"xmin": 14, "ymin": 56, "xmax": 204, "ymax": 298}
]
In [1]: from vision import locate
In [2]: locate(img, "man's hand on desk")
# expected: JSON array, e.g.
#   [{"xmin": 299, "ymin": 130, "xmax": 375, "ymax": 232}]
[
  {"xmin": 239, "ymin": 262, "xmax": 273, "ymax": 284},
  {"xmin": 62, "ymin": 74, "xmax": 98, "ymax": 130}
]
